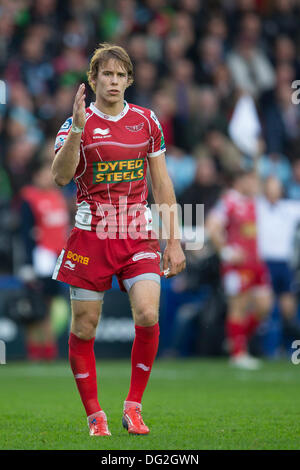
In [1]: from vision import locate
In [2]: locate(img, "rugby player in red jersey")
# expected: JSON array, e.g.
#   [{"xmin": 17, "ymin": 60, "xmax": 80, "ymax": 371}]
[
  {"xmin": 51, "ymin": 44, "xmax": 186, "ymax": 436},
  {"xmin": 206, "ymin": 168, "xmax": 273, "ymax": 370}
]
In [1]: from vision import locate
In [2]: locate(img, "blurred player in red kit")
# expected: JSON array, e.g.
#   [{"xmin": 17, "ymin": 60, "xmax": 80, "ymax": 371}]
[
  {"xmin": 51, "ymin": 43, "xmax": 185, "ymax": 436},
  {"xmin": 206, "ymin": 168, "xmax": 273, "ymax": 370},
  {"xmin": 19, "ymin": 162, "xmax": 69, "ymax": 361}
]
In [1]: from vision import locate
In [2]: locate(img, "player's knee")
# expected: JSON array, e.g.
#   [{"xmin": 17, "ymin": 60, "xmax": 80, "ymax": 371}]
[
  {"xmin": 134, "ymin": 307, "xmax": 158, "ymax": 326},
  {"xmin": 73, "ymin": 322, "xmax": 97, "ymax": 340},
  {"xmin": 72, "ymin": 309, "xmax": 99, "ymax": 340}
]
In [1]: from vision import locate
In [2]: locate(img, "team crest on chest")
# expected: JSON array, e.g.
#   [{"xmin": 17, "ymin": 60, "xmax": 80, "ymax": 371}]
[{"xmin": 125, "ymin": 122, "xmax": 144, "ymax": 132}]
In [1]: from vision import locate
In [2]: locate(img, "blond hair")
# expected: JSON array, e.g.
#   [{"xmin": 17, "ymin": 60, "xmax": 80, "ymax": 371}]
[{"xmin": 87, "ymin": 43, "xmax": 134, "ymax": 93}]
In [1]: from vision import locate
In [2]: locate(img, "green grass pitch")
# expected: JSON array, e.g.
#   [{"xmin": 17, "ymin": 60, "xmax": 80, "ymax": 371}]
[{"xmin": 0, "ymin": 358, "xmax": 299, "ymax": 450}]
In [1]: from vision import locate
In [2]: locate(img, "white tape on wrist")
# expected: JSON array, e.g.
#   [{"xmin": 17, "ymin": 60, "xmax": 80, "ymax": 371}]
[{"xmin": 71, "ymin": 124, "xmax": 84, "ymax": 133}]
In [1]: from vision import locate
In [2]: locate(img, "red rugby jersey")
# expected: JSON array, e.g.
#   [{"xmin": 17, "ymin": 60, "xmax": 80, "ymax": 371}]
[
  {"xmin": 20, "ymin": 185, "xmax": 69, "ymax": 254},
  {"xmin": 54, "ymin": 101, "xmax": 166, "ymax": 233},
  {"xmin": 210, "ymin": 189, "xmax": 261, "ymax": 265}
]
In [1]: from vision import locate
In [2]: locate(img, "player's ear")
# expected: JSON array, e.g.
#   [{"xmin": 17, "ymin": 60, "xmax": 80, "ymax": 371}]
[
  {"xmin": 91, "ymin": 78, "xmax": 97, "ymax": 92},
  {"xmin": 126, "ymin": 76, "xmax": 133, "ymax": 89}
]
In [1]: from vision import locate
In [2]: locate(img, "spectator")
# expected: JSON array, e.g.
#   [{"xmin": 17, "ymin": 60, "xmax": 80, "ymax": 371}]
[
  {"xmin": 6, "ymin": 81, "xmax": 43, "ymax": 146},
  {"xmin": 0, "ymin": 165, "xmax": 12, "ymax": 202},
  {"xmin": 193, "ymin": 128, "xmax": 242, "ymax": 176},
  {"xmin": 5, "ymin": 138, "xmax": 38, "ymax": 194},
  {"xmin": 287, "ymin": 160, "xmax": 300, "ymax": 200},
  {"xmin": 273, "ymin": 35, "xmax": 300, "ymax": 75},
  {"xmin": 152, "ymin": 88, "xmax": 176, "ymax": 147},
  {"xmin": 262, "ymin": 82, "xmax": 300, "ymax": 157},
  {"xmin": 163, "ymin": 34, "xmax": 189, "ymax": 76},
  {"xmin": 172, "ymin": 10, "xmax": 196, "ymax": 55},
  {"xmin": 126, "ymin": 60, "xmax": 158, "ymax": 109},
  {"xmin": 186, "ymin": 87, "xmax": 228, "ymax": 150},
  {"xmin": 53, "ymin": 47, "xmax": 88, "ymax": 87},
  {"xmin": 45, "ymin": 85, "xmax": 76, "ymax": 136},
  {"xmin": 226, "ymin": 12, "xmax": 275, "ymax": 97},
  {"xmin": 212, "ymin": 63, "xmax": 235, "ymax": 114},
  {"xmin": 161, "ymin": 58, "xmax": 199, "ymax": 150},
  {"xmin": 205, "ymin": 13, "xmax": 228, "ymax": 45},
  {"xmin": 260, "ymin": 62, "xmax": 296, "ymax": 111},
  {"xmin": 196, "ymin": 35, "xmax": 224, "ymax": 85},
  {"xmin": 165, "ymin": 146, "xmax": 196, "ymax": 198},
  {"xmin": 127, "ymin": 34, "xmax": 149, "ymax": 65},
  {"xmin": 257, "ymin": 176, "xmax": 300, "ymax": 341},
  {"xmin": 263, "ymin": 0, "xmax": 299, "ymax": 43},
  {"xmin": 258, "ymin": 151, "xmax": 292, "ymax": 189},
  {"xmin": 179, "ymin": 156, "xmax": 223, "ymax": 222},
  {"xmin": 18, "ymin": 32, "xmax": 55, "ymax": 98}
]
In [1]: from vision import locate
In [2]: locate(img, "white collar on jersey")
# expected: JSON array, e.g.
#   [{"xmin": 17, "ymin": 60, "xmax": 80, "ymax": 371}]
[{"xmin": 89, "ymin": 101, "xmax": 129, "ymax": 122}]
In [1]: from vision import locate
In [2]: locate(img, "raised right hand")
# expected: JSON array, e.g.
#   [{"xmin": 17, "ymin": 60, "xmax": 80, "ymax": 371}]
[{"xmin": 72, "ymin": 83, "xmax": 86, "ymax": 129}]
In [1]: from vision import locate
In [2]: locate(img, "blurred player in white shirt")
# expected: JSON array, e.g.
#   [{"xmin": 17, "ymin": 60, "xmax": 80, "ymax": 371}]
[{"xmin": 257, "ymin": 176, "xmax": 300, "ymax": 342}]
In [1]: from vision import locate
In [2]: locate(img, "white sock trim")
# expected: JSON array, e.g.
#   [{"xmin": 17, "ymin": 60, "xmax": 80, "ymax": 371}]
[
  {"xmin": 87, "ymin": 410, "xmax": 106, "ymax": 424},
  {"xmin": 124, "ymin": 401, "xmax": 142, "ymax": 411}
]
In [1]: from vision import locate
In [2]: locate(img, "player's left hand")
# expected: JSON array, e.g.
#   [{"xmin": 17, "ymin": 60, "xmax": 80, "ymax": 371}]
[{"xmin": 162, "ymin": 241, "xmax": 186, "ymax": 278}]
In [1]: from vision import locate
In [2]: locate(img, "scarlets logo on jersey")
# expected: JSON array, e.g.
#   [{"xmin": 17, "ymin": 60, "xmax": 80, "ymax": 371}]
[
  {"xmin": 125, "ymin": 122, "xmax": 144, "ymax": 132},
  {"xmin": 93, "ymin": 159, "xmax": 144, "ymax": 184}
]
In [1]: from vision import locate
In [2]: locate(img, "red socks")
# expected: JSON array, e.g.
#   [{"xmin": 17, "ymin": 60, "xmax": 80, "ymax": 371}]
[
  {"xmin": 244, "ymin": 313, "xmax": 260, "ymax": 339},
  {"xmin": 126, "ymin": 323, "xmax": 160, "ymax": 403},
  {"xmin": 69, "ymin": 332, "xmax": 101, "ymax": 417},
  {"xmin": 226, "ymin": 314, "xmax": 260, "ymax": 357},
  {"xmin": 69, "ymin": 324, "xmax": 159, "ymax": 416},
  {"xmin": 226, "ymin": 318, "xmax": 247, "ymax": 357},
  {"xmin": 26, "ymin": 341, "xmax": 58, "ymax": 361}
]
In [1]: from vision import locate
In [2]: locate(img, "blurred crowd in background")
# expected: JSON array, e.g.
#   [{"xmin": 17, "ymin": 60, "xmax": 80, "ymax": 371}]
[{"xmin": 1, "ymin": 0, "xmax": 300, "ymax": 360}]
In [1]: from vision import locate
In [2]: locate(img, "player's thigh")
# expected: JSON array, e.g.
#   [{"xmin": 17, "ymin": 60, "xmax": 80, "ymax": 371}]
[
  {"xmin": 128, "ymin": 280, "xmax": 160, "ymax": 326},
  {"xmin": 250, "ymin": 286, "xmax": 273, "ymax": 318},
  {"xmin": 71, "ymin": 299, "xmax": 103, "ymax": 338}
]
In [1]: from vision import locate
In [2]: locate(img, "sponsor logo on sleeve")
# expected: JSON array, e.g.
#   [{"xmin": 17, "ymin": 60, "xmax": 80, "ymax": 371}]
[
  {"xmin": 61, "ymin": 117, "xmax": 72, "ymax": 130},
  {"xmin": 54, "ymin": 136, "xmax": 66, "ymax": 151}
]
